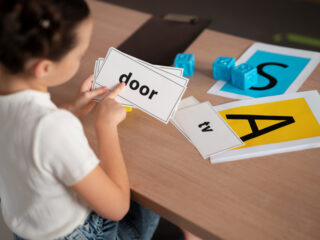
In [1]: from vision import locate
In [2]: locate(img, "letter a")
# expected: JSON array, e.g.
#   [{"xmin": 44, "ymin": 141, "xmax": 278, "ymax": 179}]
[{"xmin": 226, "ymin": 114, "xmax": 295, "ymax": 141}]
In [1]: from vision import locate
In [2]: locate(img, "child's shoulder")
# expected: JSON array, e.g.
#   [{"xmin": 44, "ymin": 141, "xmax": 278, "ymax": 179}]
[
  {"xmin": 0, "ymin": 90, "xmax": 83, "ymax": 142},
  {"xmin": 37, "ymin": 108, "xmax": 82, "ymax": 135}
]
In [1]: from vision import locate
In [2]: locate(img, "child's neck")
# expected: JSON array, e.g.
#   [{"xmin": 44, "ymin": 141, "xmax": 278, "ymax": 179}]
[{"xmin": 0, "ymin": 72, "xmax": 47, "ymax": 95}]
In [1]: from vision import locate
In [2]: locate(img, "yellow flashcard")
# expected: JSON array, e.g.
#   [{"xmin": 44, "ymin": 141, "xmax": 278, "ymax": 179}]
[
  {"xmin": 219, "ymin": 97, "xmax": 320, "ymax": 149},
  {"xmin": 211, "ymin": 91, "xmax": 320, "ymax": 163}
]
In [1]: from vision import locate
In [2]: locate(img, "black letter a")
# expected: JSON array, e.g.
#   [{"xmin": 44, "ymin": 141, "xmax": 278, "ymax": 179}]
[{"xmin": 226, "ymin": 114, "xmax": 295, "ymax": 142}]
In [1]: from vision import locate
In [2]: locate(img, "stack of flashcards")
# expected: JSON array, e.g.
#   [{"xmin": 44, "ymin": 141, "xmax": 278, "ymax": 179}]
[
  {"xmin": 92, "ymin": 47, "xmax": 189, "ymax": 124},
  {"xmin": 171, "ymin": 96, "xmax": 244, "ymax": 159}
]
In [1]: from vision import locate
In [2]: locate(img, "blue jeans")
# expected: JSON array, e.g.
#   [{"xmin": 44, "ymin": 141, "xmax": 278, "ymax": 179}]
[{"xmin": 14, "ymin": 201, "xmax": 160, "ymax": 240}]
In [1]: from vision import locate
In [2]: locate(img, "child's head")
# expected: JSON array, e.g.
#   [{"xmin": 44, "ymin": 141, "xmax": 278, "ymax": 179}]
[{"xmin": 0, "ymin": 0, "xmax": 92, "ymax": 87}]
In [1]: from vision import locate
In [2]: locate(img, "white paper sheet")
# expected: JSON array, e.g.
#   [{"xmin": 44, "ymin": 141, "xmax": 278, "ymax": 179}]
[{"xmin": 173, "ymin": 101, "xmax": 244, "ymax": 159}]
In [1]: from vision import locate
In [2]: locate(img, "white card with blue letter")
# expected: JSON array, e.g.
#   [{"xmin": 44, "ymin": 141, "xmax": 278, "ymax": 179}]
[
  {"xmin": 173, "ymin": 101, "xmax": 243, "ymax": 159},
  {"xmin": 208, "ymin": 43, "xmax": 320, "ymax": 99},
  {"xmin": 95, "ymin": 47, "xmax": 187, "ymax": 123}
]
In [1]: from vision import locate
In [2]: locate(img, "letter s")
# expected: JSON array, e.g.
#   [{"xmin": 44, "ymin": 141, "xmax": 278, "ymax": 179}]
[{"xmin": 250, "ymin": 62, "xmax": 288, "ymax": 91}]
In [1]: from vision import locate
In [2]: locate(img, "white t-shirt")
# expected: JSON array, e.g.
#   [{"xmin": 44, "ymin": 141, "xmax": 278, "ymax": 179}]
[{"xmin": 0, "ymin": 90, "xmax": 100, "ymax": 239}]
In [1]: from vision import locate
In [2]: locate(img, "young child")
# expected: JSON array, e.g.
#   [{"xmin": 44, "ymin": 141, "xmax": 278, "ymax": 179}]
[{"xmin": 0, "ymin": 0, "xmax": 160, "ymax": 239}]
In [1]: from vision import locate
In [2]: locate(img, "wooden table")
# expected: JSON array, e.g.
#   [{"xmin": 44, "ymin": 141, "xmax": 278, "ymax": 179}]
[{"xmin": 50, "ymin": 1, "xmax": 320, "ymax": 239}]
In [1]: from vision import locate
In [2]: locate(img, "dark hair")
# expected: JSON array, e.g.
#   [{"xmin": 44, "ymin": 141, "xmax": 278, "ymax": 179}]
[{"xmin": 0, "ymin": 0, "xmax": 90, "ymax": 74}]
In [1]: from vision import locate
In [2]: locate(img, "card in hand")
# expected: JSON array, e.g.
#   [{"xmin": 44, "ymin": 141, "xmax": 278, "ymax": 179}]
[{"xmin": 95, "ymin": 47, "xmax": 187, "ymax": 123}]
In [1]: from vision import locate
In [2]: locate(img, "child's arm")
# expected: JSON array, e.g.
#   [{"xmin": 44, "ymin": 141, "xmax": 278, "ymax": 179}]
[{"xmin": 71, "ymin": 83, "xmax": 130, "ymax": 221}]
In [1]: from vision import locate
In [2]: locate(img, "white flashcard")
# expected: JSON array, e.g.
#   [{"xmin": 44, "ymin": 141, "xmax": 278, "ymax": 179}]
[
  {"xmin": 92, "ymin": 58, "xmax": 104, "ymax": 89},
  {"xmin": 171, "ymin": 96, "xmax": 200, "ymax": 142},
  {"xmin": 155, "ymin": 65, "xmax": 184, "ymax": 77},
  {"xmin": 111, "ymin": 52, "xmax": 187, "ymax": 86},
  {"xmin": 174, "ymin": 102, "xmax": 244, "ymax": 158},
  {"xmin": 94, "ymin": 56, "xmax": 187, "ymax": 88},
  {"xmin": 93, "ymin": 58, "xmax": 135, "ymax": 107},
  {"xmin": 93, "ymin": 58, "xmax": 186, "ymax": 108},
  {"xmin": 95, "ymin": 47, "xmax": 187, "ymax": 123},
  {"xmin": 93, "ymin": 60, "xmax": 99, "ymax": 86},
  {"xmin": 174, "ymin": 96, "xmax": 200, "ymax": 110},
  {"xmin": 95, "ymin": 58, "xmax": 185, "ymax": 86}
]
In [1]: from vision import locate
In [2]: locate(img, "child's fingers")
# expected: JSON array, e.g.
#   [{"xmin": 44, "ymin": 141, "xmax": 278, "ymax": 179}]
[
  {"xmin": 106, "ymin": 83, "xmax": 125, "ymax": 99},
  {"xmin": 86, "ymin": 101, "xmax": 97, "ymax": 112},
  {"xmin": 80, "ymin": 86, "xmax": 108, "ymax": 104},
  {"xmin": 80, "ymin": 74, "xmax": 94, "ymax": 92},
  {"xmin": 90, "ymin": 86, "xmax": 108, "ymax": 98}
]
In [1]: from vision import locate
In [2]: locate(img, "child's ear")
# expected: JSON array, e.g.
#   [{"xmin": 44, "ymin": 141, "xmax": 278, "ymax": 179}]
[{"xmin": 33, "ymin": 59, "xmax": 53, "ymax": 78}]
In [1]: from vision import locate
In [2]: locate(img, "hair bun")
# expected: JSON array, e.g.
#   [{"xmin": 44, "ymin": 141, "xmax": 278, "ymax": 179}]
[{"xmin": 0, "ymin": 0, "xmax": 89, "ymax": 74}]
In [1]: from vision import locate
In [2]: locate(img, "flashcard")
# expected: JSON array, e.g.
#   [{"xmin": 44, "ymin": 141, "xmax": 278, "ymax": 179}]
[
  {"xmin": 95, "ymin": 47, "xmax": 187, "ymax": 123},
  {"xmin": 208, "ymin": 43, "xmax": 320, "ymax": 99},
  {"xmin": 93, "ymin": 58, "xmax": 135, "ymax": 106},
  {"xmin": 118, "ymin": 51, "xmax": 188, "ymax": 87},
  {"xmin": 93, "ymin": 58, "xmax": 185, "ymax": 88},
  {"xmin": 93, "ymin": 58, "xmax": 186, "ymax": 107},
  {"xmin": 154, "ymin": 65, "xmax": 184, "ymax": 77},
  {"xmin": 173, "ymin": 102, "xmax": 244, "ymax": 159},
  {"xmin": 171, "ymin": 96, "xmax": 200, "ymax": 143},
  {"xmin": 94, "ymin": 55, "xmax": 187, "ymax": 88},
  {"xmin": 211, "ymin": 91, "xmax": 320, "ymax": 163}
]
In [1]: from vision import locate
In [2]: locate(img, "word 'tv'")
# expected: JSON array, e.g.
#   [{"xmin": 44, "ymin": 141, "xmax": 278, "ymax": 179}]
[{"xmin": 198, "ymin": 122, "xmax": 213, "ymax": 132}]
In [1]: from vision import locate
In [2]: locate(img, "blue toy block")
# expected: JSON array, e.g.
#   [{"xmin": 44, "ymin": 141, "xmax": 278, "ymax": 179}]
[
  {"xmin": 212, "ymin": 57, "xmax": 236, "ymax": 82},
  {"xmin": 174, "ymin": 53, "xmax": 195, "ymax": 77},
  {"xmin": 231, "ymin": 63, "xmax": 258, "ymax": 90}
]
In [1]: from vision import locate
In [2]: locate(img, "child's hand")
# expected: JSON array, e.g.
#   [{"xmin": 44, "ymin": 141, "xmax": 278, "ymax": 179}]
[
  {"xmin": 60, "ymin": 75, "xmax": 108, "ymax": 117},
  {"xmin": 94, "ymin": 83, "xmax": 126, "ymax": 129}
]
